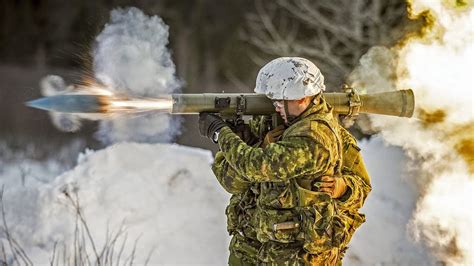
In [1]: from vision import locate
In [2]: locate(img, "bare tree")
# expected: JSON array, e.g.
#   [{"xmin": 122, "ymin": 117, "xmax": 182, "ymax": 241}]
[{"xmin": 243, "ymin": 0, "xmax": 409, "ymax": 89}]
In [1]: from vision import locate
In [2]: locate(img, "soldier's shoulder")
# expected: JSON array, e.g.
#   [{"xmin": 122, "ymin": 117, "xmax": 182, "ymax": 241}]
[
  {"xmin": 285, "ymin": 118, "xmax": 337, "ymax": 146},
  {"xmin": 338, "ymin": 125, "xmax": 358, "ymax": 146}
]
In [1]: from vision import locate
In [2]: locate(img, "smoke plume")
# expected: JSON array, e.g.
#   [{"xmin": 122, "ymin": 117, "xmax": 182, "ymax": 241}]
[
  {"xmin": 93, "ymin": 7, "xmax": 181, "ymax": 144},
  {"xmin": 348, "ymin": 1, "xmax": 473, "ymax": 264}
]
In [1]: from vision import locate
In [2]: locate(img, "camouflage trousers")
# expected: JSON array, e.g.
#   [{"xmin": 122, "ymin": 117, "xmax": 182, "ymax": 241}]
[{"xmin": 228, "ymin": 234, "xmax": 341, "ymax": 266}]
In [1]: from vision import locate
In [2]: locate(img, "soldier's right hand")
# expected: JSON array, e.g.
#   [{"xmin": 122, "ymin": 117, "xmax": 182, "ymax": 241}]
[{"xmin": 318, "ymin": 176, "xmax": 348, "ymax": 199}]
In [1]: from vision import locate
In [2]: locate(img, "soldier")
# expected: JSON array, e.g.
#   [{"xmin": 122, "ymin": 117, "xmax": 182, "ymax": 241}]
[{"xmin": 199, "ymin": 57, "xmax": 371, "ymax": 265}]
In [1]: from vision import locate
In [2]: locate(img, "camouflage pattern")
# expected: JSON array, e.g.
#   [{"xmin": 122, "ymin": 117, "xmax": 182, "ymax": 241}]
[{"xmin": 212, "ymin": 95, "xmax": 371, "ymax": 265}]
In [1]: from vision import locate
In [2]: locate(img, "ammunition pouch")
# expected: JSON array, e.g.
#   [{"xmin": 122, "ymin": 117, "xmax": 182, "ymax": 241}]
[
  {"xmin": 258, "ymin": 182, "xmax": 295, "ymax": 209},
  {"xmin": 226, "ymin": 191, "xmax": 259, "ymax": 239},
  {"xmin": 229, "ymin": 234, "xmax": 260, "ymax": 265},
  {"xmin": 294, "ymin": 180, "xmax": 342, "ymax": 254},
  {"xmin": 254, "ymin": 182, "xmax": 300, "ymax": 243},
  {"xmin": 252, "ymin": 179, "xmax": 354, "ymax": 253},
  {"xmin": 257, "ymin": 241, "xmax": 304, "ymax": 264},
  {"xmin": 339, "ymin": 139, "xmax": 369, "ymax": 243},
  {"xmin": 342, "ymin": 143, "xmax": 360, "ymax": 169},
  {"xmin": 341, "ymin": 131, "xmax": 370, "ymax": 186},
  {"xmin": 250, "ymin": 181, "xmax": 330, "ymax": 250}
]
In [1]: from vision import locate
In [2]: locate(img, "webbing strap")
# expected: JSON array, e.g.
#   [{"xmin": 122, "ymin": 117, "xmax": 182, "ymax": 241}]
[
  {"xmin": 284, "ymin": 100, "xmax": 297, "ymax": 125},
  {"xmin": 311, "ymin": 115, "xmax": 343, "ymax": 176}
]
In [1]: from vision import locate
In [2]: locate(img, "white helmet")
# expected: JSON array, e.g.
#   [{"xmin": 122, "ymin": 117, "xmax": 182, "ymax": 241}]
[{"xmin": 254, "ymin": 57, "xmax": 326, "ymax": 100}]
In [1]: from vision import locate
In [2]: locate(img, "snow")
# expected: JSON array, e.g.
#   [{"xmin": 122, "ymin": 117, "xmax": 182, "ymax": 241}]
[
  {"xmin": 0, "ymin": 143, "xmax": 229, "ymax": 265},
  {"xmin": 0, "ymin": 136, "xmax": 434, "ymax": 264}
]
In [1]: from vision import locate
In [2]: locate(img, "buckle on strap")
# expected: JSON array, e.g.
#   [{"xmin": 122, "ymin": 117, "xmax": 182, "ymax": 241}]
[
  {"xmin": 345, "ymin": 85, "xmax": 361, "ymax": 118},
  {"xmin": 341, "ymin": 84, "xmax": 361, "ymax": 127},
  {"xmin": 273, "ymin": 221, "xmax": 300, "ymax": 232}
]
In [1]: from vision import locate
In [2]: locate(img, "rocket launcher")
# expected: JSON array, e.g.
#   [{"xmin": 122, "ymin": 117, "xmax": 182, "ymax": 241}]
[
  {"xmin": 26, "ymin": 86, "xmax": 415, "ymax": 127},
  {"xmin": 171, "ymin": 86, "xmax": 414, "ymax": 127}
]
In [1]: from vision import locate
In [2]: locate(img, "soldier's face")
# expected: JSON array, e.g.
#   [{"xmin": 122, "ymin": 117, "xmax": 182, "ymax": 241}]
[{"xmin": 273, "ymin": 98, "xmax": 311, "ymax": 124}]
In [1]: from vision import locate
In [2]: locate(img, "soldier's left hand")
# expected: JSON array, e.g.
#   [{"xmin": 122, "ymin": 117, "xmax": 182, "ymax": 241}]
[
  {"xmin": 232, "ymin": 122, "xmax": 258, "ymax": 144},
  {"xmin": 319, "ymin": 176, "xmax": 347, "ymax": 199}
]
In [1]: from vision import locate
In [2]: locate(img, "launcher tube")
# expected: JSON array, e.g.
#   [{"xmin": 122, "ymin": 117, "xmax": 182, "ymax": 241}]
[{"xmin": 171, "ymin": 90, "xmax": 415, "ymax": 118}]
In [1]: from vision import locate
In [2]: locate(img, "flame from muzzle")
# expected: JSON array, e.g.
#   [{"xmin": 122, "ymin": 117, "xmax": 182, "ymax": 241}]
[{"xmin": 107, "ymin": 97, "xmax": 173, "ymax": 113}]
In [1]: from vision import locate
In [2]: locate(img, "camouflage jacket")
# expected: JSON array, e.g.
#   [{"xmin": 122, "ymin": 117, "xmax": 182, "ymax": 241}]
[{"xmin": 212, "ymin": 96, "xmax": 371, "ymax": 261}]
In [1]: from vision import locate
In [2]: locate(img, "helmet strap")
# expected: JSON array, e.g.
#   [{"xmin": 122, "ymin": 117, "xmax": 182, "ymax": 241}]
[
  {"xmin": 284, "ymin": 95, "xmax": 318, "ymax": 126},
  {"xmin": 284, "ymin": 100, "xmax": 297, "ymax": 125}
]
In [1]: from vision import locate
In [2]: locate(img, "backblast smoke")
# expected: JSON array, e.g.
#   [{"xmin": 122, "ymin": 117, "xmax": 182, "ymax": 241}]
[{"xmin": 348, "ymin": 1, "xmax": 473, "ymax": 264}]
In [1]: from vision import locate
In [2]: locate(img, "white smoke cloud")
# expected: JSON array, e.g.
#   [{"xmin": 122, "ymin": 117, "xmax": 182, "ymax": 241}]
[
  {"xmin": 93, "ymin": 7, "xmax": 182, "ymax": 144},
  {"xmin": 93, "ymin": 7, "xmax": 179, "ymax": 96},
  {"xmin": 348, "ymin": 2, "xmax": 474, "ymax": 265},
  {"xmin": 348, "ymin": 46, "xmax": 399, "ymax": 95},
  {"xmin": 345, "ymin": 136, "xmax": 433, "ymax": 265}
]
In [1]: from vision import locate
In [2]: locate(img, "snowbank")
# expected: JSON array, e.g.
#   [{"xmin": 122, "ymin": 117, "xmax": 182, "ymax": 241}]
[{"xmin": 1, "ymin": 143, "xmax": 229, "ymax": 265}]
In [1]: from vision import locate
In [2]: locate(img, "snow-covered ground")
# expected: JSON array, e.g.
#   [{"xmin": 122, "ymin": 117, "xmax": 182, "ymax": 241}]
[
  {"xmin": 0, "ymin": 136, "xmax": 433, "ymax": 265},
  {"xmin": 0, "ymin": 143, "xmax": 229, "ymax": 265}
]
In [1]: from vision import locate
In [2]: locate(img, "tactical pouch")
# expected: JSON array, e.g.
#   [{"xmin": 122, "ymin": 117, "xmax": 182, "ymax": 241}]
[
  {"xmin": 342, "ymin": 143, "xmax": 370, "ymax": 185},
  {"xmin": 257, "ymin": 241, "xmax": 303, "ymax": 264},
  {"xmin": 335, "ymin": 210, "xmax": 366, "ymax": 248},
  {"xmin": 254, "ymin": 182, "xmax": 300, "ymax": 243},
  {"xmin": 342, "ymin": 142, "xmax": 360, "ymax": 169},
  {"xmin": 294, "ymin": 181, "xmax": 338, "ymax": 254},
  {"xmin": 294, "ymin": 178, "xmax": 366, "ymax": 253},
  {"xmin": 258, "ymin": 182, "xmax": 296, "ymax": 209},
  {"xmin": 229, "ymin": 234, "xmax": 260, "ymax": 265}
]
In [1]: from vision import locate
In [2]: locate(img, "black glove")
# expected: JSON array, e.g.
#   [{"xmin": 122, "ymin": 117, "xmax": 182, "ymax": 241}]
[
  {"xmin": 232, "ymin": 120, "xmax": 258, "ymax": 145},
  {"xmin": 199, "ymin": 113, "xmax": 228, "ymax": 142}
]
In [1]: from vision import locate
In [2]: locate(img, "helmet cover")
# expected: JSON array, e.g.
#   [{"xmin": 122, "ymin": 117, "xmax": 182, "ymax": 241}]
[{"xmin": 254, "ymin": 57, "xmax": 326, "ymax": 100}]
